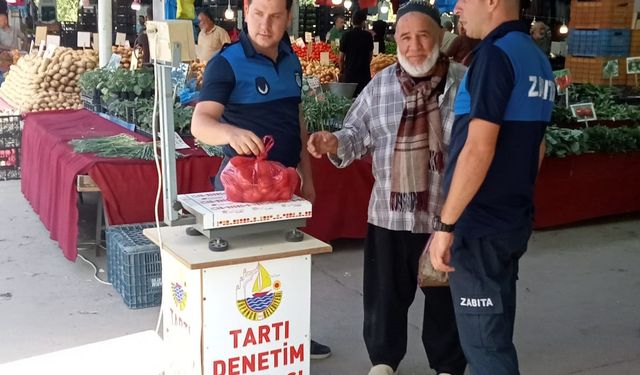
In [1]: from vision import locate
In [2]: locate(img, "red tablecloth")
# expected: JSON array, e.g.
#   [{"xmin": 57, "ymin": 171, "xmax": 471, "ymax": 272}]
[
  {"xmin": 21, "ymin": 109, "xmax": 374, "ymax": 261},
  {"xmin": 533, "ymin": 152, "xmax": 640, "ymax": 228},
  {"xmin": 20, "ymin": 109, "xmax": 219, "ymax": 261}
]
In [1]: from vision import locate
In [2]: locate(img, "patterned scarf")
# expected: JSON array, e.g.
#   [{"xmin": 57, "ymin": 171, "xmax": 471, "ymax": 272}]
[{"xmin": 390, "ymin": 56, "xmax": 449, "ymax": 212}]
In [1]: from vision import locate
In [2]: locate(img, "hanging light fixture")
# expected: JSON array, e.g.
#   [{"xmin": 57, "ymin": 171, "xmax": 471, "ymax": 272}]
[
  {"xmin": 559, "ymin": 20, "xmax": 568, "ymax": 34},
  {"xmin": 344, "ymin": 0, "xmax": 352, "ymax": 9},
  {"xmin": 380, "ymin": 1, "xmax": 389, "ymax": 14},
  {"xmin": 130, "ymin": 0, "xmax": 141, "ymax": 11},
  {"xmin": 332, "ymin": 0, "xmax": 343, "ymax": 5},
  {"xmin": 224, "ymin": 0, "xmax": 234, "ymax": 19}
]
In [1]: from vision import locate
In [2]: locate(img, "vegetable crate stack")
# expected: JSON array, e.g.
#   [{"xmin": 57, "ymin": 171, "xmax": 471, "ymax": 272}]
[
  {"xmin": 298, "ymin": 4, "xmax": 317, "ymax": 38},
  {"xmin": 106, "ymin": 223, "xmax": 162, "ymax": 309},
  {"xmin": 565, "ymin": 0, "xmax": 634, "ymax": 85},
  {"xmin": 77, "ymin": 6, "xmax": 98, "ymax": 33},
  {"xmin": 60, "ymin": 22, "xmax": 78, "ymax": 48},
  {"xmin": 0, "ymin": 115, "xmax": 21, "ymax": 181}
]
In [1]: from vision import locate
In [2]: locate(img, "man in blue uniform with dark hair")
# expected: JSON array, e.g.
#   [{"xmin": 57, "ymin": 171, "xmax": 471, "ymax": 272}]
[
  {"xmin": 191, "ymin": 0, "xmax": 331, "ymax": 360},
  {"xmin": 427, "ymin": 0, "xmax": 554, "ymax": 373}
]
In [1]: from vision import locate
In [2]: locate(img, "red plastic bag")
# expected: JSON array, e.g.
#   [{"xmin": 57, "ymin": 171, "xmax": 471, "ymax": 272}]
[{"xmin": 221, "ymin": 136, "xmax": 300, "ymax": 203}]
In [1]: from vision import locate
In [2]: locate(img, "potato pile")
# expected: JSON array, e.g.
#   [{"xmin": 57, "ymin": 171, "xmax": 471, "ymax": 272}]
[
  {"xmin": 112, "ymin": 45, "xmax": 143, "ymax": 69},
  {"xmin": 370, "ymin": 54, "xmax": 397, "ymax": 77},
  {"xmin": 301, "ymin": 60, "xmax": 339, "ymax": 84},
  {"xmin": 191, "ymin": 60, "xmax": 206, "ymax": 89},
  {"xmin": 0, "ymin": 48, "xmax": 99, "ymax": 112}
]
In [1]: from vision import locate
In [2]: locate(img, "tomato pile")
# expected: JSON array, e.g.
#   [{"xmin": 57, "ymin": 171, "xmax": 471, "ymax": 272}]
[
  {"xmin": 292, "ymin": 42, "xmax": 339, "ymax": 66},
  {"xmin": 221, "ymin": 136, "xmax": 300, "ymax": 203}
]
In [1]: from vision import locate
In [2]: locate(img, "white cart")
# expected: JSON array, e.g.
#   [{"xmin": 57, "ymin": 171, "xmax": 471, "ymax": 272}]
[{"xmin": 143, "ymin": 194, "xmax": 331, "ymax": 375}]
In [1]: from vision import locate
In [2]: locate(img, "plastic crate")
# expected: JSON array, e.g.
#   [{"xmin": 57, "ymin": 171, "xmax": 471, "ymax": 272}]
[
  {"xmin": 565, "ymin": 55, "xmax": 627, "ymax": 85},
  {"xmin": 106, "ymin": 223, "xmax": 162, "ymax": 309},
  {"xmin": 0, "ymin": 114, "xmax": 21, "ymax": 149},
  {"xmin": 81, "ymin": 92, "xmax": 102, "ymax": 113},
  {"xmin": 568, "ymin": 29, "xmax": 630, "ymax": 57},
  {"xmin": 569, "ymin": 0, "xmax": 634, "ymax": 29}
]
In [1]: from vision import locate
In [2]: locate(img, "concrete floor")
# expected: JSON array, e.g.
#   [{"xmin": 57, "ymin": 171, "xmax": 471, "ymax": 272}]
[{"xmin": 0, "ymin": 179, "xmax": 639, "ymax": 374}]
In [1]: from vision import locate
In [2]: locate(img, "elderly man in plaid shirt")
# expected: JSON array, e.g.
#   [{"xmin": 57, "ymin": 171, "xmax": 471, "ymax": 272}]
[{"xmin": 307, "ymin": 2, "xmax": 468, "ymax": 375}]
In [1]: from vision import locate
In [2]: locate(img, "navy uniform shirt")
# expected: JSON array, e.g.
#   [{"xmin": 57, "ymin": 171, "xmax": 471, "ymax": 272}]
[
  {"xmin": 199, "ymin": 31, "xmax": 303, "ymax": 168},
  {"xmin": 443, "ymin": 21, "xmax": 555, "ymax": 238}
]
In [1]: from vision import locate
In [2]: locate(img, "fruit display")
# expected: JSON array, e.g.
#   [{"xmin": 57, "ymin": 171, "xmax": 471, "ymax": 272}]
[
  {"xmin": 0, "ymin": 48, "xmax": 99, "ymax": 112},
  {"xmin": 370, "ymin": 54, "xmax": 397, "ymax": 78},
  {"xmin": 301, "ymin": 60, "xmax": 339, "ymax": 84},
  {"xmin": 190, "ymin": 60, "xmax": 206, "ymax": 89},
  {"xmin": 111, "ymin": 45, "xmax": 143, "ymax": 69},
  {"xmin": 292, "ymin": 42, "xmax": 339, "ymax": 65}
]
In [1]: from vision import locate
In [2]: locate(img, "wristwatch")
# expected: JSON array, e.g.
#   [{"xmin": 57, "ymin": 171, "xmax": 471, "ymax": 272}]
[{"xmin": 432, "ymin": 215, "xmax": 455, "ymax": 233}]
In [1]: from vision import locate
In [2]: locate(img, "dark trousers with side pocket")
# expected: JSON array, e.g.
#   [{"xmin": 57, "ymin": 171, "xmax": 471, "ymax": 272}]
[
  {"xmin": 363, "ymin": 224, "xmax": 467, "ymax": 374},
  {"xmin": 448, "ymin": 226, "xmax": 532, "ymax": 375}
]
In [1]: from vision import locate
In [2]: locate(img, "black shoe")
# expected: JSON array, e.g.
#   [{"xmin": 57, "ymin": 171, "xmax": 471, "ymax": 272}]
[{"xmin": 310, "ymin": 340, "xmax": 331, "ymax": 360}]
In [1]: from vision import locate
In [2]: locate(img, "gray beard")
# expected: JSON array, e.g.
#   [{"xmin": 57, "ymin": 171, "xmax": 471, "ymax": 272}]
[{"xmin": 397, "ymin": 44, "xmax": 440, "ymax": 78}]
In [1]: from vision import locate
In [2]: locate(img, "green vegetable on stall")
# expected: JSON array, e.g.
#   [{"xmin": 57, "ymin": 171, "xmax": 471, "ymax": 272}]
[{"xmin": 69, "ymin": 134, "xmax": 184, "ymax": 160}]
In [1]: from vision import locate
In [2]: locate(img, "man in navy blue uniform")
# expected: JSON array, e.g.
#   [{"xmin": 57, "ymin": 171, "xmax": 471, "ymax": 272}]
[
  {"xmin": 427, "ymin": 0, "xmax": 554, "ymax": 373},
  {"xmin": 191, "ymin": 0, "xmax": 331, "ymax": 360}
]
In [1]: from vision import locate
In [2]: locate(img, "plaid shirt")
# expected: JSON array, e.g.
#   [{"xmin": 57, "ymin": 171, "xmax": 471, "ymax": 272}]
[{"xmin": 330, "ymin": 62, "xmax": 467, "ymax": 233}]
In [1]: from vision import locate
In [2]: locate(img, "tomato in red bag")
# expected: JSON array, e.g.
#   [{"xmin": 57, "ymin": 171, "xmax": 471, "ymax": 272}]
[{"xmin": 220, "ymin": 136, "xmax": 300, "ymax": 203}]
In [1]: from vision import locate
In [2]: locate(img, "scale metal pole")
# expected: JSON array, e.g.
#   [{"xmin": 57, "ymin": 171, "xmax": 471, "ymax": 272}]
[{"xmin": 155, "ymin": 44, "xmax": 182, "ymax": 226}]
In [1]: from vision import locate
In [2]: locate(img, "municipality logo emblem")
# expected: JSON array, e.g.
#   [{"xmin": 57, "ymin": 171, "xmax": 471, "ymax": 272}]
[
  {"xmin": 255, "ymin": 77, "xmax": 270, "ymax": 95},
  {"xmin": 295, "ymin": 71, "xmax": 302, "ymax": 88},
  {"xmin": 172, "ymin": 282, "xmax": 187, "ymax": 311},
  {"xmin": 236, "ymin": 263, "xmax": 282, "ymax": 321}
]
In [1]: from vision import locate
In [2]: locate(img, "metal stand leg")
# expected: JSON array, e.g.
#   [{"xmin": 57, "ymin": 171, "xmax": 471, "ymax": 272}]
[
  {"xmin": 209, "ymin": 238, "xmax": 229, "ymax": 252},
  {"xmin": 285, "ymin": 229, "xmax": 304, "ymax": 242},
  {"xmin": 95, "ymin": 195, "xmax": 104, "ymax": 257}
]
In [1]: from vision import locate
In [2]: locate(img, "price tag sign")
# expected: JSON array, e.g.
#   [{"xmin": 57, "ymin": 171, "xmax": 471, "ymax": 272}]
[
  {"xmin": 92, "ymin": 33, "xmax": 100, "ymax": 51},
  {"xmin": 320, "ymin": 52, "xmax": 330, "ymax": 66},
  {"xmin": 158, "ymin": 131, "xmax": 191, "ymax": 150},
  {"xmin": 307, "ymin": 76, "xmax": 321, "ymax": 90},
  {"xmin": 295, "ymin": 38, "xmax": 306, "ymax": 48},
  {"xmin": 124, "ymin": 39, "xmax": 131, "ymax": 49},
  {"xmin": 174, "ymin": 132, "xmax": 190, "ymax": 149},
  {"xmin": 43, "ymin": 44, "xmax": 57, "ymax": 59},
  {"xmin": 35, "ymin": 26, "xmax": 47, "ymax": 45},
  {"xmin": 77, "ymin": 31, "xmax": 91, "ymax": 48},
  {"xmin": 29, "ymin": 40, "xmax": 35, "ymax": 54},
  {"xmin": 37, "ymin": 40, "xmax": 45, "ymax": 57},
  {"xmin": 130, "ymin": 50, "xmax": 139, "ymax": 71},
  {"xmin": 335, "ymin": 39, "xmax": 340, "ymax": 48},
  {"xmin": 115, "ymin": 32, "xmax": 127, "ymax": 46},
  {"xmin": 290, "ymin": 35, "xmax": 295, "ymax": 44},
  {"xmin": 373, "ymin": 42, "xmax": 379, "ymax": 56},
  {"xmin": 46, "ymin": 35, "xmax": 61, "ymax": 48},
  {"xmin": 304, "ymin": 32, "xmax": 312, "ymax": 43},
  {"xmin": 106, "ymin": 54, "xmax": 122, "ymax": 70},
  {"xmin": 314, "ymin": 36, "xmax": 321, "ymax": 43}
]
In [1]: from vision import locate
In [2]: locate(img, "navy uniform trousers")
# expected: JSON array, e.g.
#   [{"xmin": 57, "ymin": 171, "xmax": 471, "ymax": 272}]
[{"xmin": 448, "ymin": 225, "xmax": 532, "ymax": 375}]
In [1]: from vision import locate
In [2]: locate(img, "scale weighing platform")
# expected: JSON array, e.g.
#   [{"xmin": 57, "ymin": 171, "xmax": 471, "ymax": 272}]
[{"xmin": 177, "ymin": 191, "xmax": 313, "ymax": 251}]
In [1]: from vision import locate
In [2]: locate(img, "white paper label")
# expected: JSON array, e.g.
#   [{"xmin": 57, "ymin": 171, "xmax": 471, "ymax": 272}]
[
  {"xmin": 295, "ymin": 38, "xmax": 306, "ymax": 48},
  {"xmin": 46, "ymin": 35, "xmax": 60, "ymax": 48},
  {"xmin": 320, "ymin": 52, "xmax": 330, "ymax": 66},
  {"xmin": 115, "ymin": 32, "xmax": 127, "ymax": 46},
  {"xmin": 174, "ymin": 132, "xmax": 190, "ymax": 150},
  {"xmin": 35, "ymin": 26, "xmax": 47, "ymax": 45},
  {"xmin": 77, "ymin": 31, "xmax": 91, "ymax": 48},
  {"xmin": 307, "ymin": 76, "xmax": 321, "ymax": 89},
  {"xmin": 43, "ymin": 44, "xmax": 57, "ymax": 59},
  {"xmin": 373, "ymin": 42, "xmax": 379, "ymax": 56},
  {"xmin": 304, "ymin": 32, "xmax": 312, "ymax": 43}
]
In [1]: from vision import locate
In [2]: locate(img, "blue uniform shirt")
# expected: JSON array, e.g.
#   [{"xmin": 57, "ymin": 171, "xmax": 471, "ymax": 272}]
[
  {"xmin": 443, "ymin": 21, "xmax": 555, "ymax": 238},
  {"xmin": 199, "ymin": 31, "xmax": 303, "ymax": 168}
]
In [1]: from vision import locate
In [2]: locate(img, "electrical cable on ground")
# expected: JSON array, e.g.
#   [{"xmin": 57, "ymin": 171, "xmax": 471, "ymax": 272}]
[{"xmin": 77, "ymin": 252, "xmax": 112, "ymax": 286}]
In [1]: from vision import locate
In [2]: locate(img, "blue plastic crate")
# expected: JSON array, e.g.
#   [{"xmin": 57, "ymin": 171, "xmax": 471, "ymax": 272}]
[
  {"xmin": 568, "ymin": 29, "xmax": 631, "ymax": 57},
  {"xmin": 106, "ymin": 223, "xmax": 161, "ymax": 309}
]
